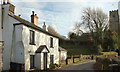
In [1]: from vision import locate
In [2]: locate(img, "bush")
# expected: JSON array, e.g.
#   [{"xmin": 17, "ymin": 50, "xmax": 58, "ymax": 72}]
[
  {"xmin": 49, "ymin": 64, "xmax": 56, "ymax": 69},
  {"xmin": 49, "ymin": 64, "xmax": 59, "ymax": 69},
  {"xmin": 96, "ymin": 57, "xmax": 111, "ymax": 70},
  {"xmin": 54, "ymin": 63, "xmax": 59, "ymax": 67},
  {"xmin": 102, "ymin": 58, "xmax": 111, "ymax": 70},
  {"xmin": 102, "ymin": 58, "xmax": 111, "ymax": 63}
]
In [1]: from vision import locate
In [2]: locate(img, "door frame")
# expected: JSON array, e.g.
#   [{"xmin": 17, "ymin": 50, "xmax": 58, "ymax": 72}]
[{"xmin": 43, "ymin": 52, "xmax": 47, "ymax": 70}]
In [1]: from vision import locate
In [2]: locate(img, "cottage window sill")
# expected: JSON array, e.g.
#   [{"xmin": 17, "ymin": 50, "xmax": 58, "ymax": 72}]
[
  {"xmin": 50, "ymin": 46, "xmax": 54, "ymax": 48},
  {"xmin": 29, "ymin": 43, "xmax": 36, "ymax": 45},
  {"xmin": 30, "ymin": 67, "xmax": 36, "ymax": 70}
]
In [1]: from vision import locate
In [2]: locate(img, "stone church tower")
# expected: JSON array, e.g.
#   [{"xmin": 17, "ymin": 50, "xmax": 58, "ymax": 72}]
[{"xmin": 109, "ymin": 10, "xmax": 119, "ymax": 35}]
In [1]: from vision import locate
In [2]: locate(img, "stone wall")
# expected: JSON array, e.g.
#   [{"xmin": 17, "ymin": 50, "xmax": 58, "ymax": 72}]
[
  {"xmin": 109, "ymin": 10, "xmax": 120, "ymax": 35},
  {"xmin": 0, "ymin": 41, "xmax": 4, "ymax": 71}
]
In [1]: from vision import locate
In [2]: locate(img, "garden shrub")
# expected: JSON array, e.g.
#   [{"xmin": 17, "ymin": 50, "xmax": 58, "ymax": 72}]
[
  {"xmin": 49, "ymin": 63, "xmax": 59, "ymax": 69},
  {"xmin": 102, "ymin": 58, "xmax": 111, "ymax": 70},
  {"xmin": 49, "ymin": 64, "xmax": 56, "ymax": 69}
]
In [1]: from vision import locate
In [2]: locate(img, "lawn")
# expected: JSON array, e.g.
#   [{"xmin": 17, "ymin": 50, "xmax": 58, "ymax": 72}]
[
  {"xmin": 75, "ymin": 60, "xmax": 85, "ymax": 63},
  {"xmin": 102, "ymin": 52, "xmax": 118, "ymax": 55}
]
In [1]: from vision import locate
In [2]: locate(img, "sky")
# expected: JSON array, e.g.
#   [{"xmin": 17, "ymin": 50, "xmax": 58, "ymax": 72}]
[{"xmin": 9, "ymin": 0, "xmax": 119, "ymax": 37}]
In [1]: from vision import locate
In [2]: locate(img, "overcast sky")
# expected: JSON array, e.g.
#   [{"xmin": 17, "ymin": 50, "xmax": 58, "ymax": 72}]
[{"xmin": 10, "ymin": 0, "xmax": 119, "ymax": 37}]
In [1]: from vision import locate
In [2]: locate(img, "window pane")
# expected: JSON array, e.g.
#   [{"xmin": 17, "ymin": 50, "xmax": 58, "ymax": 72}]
[
  {"xmin": 50, "ymin": 55, "xmax": 54, "ymax": 64},
  {"xmin": 30, "ymin": 30, "xmax": 35, "ymax": 44},
  {"xmin": 50, "ymin": 38, "xmax": 53, "ymax": 47}
]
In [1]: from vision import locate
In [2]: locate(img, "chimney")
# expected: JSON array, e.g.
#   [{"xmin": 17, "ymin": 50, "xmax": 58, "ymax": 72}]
[
  {"xmin": 7, "ymin": 0, "xmax": 10, "ymax": 4},
  {"xmin": 31, "ymin": 11, "xmax": 39, "ymax": 26},
  {"xmin": 43, "ymin": 22, "xmax": 46, "ymax": 31},
  {"xmin": 3, "ymin": 0, "xmax": 7, "ymax": 4}
]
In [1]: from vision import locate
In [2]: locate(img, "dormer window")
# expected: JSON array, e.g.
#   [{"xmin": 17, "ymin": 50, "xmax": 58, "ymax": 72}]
[
  {"xmin": 30, "ymin": 30, "xmax": 35, "ymax": 45},
  {"xmin": 50, "ymin": 37, "xmax": 53, "ymax": 48}
]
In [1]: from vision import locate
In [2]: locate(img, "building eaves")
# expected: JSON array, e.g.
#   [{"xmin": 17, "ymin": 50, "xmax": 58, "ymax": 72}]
[{"xmin": 8, "ymin": 14, "xmax": 59, "ymax": 38}]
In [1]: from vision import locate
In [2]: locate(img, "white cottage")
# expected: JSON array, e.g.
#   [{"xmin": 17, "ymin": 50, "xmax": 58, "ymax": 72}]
[{"xmin": 0, "ymin": 0, "xmax": 59, "ymax": 71}]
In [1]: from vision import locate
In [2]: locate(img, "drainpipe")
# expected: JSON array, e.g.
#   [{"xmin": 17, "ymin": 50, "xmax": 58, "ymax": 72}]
[{"xmin": 1, "ymin": 7, "xmax": 4, "ymax": 29}]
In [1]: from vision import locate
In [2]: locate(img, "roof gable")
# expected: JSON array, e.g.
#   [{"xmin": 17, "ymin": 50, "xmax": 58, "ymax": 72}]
[{"xmin": 59, "ymin": 47, "xmax": 67, "ymax": 52}]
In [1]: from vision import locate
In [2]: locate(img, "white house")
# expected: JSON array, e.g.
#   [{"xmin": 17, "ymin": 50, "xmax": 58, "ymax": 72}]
[{"xmin": 0, "ymin": 0, "xmax": 59, "ymax": 71}]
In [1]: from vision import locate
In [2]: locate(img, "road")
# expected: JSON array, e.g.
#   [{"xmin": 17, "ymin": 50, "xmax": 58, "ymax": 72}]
[{"xmin": 58, "ymin": 60, "xmax": 96, "ymax": 71}]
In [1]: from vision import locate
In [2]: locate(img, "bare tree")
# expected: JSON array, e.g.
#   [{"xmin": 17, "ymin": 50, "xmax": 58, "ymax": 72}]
[
  {"xmin": 73, "ymin": 22, "xmax": 83, "ymax": 36},
  {"xmin": 47, "ymin": 25, "xmax": 59, "ymax": 37},
  {"xmin": 81, "ymin": 7, "xmax": 109, "ymax": 45}
]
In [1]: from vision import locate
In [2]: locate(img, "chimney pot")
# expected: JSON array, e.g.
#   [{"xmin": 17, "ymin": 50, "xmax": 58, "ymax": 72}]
[
  {"xmin": 18, "ymin": 15, "xmax": 21, "ymax": 17},
  {"xmin": 31, "ymin": 11, "xmax": 39, "ymax": 26},
  {"xmin": 32, "ymin": 11, "xmax": 35, "ymax": 15},
  {"xmin": 43, "ymin": 22, "xmax": 46, "ymax": 31},
  {"xmin": 44, "ymin": 22, "xmax": 45, "ymax": 25},
  {"xmin": 7, "ymin": 0, "xmax": 10, "ymax": 4},
  {"xmin": 3, "ymin": 0, "xmax": 7, "ymax": 4},
  {"xmin": 35, "ymin": 14, "xmax": 37, "ymax": 16}
]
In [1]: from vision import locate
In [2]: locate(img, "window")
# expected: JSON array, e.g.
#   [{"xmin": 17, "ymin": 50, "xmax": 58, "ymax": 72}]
[
  {"xmin": 30, "ymin": 30, "xmax": 35, "ymax": 45},
  {"xmin": 50, "ymin": 55, "xmax": 54, "ymax": 64},
  {"xmin": 50, "ymin": 37, "xmax": 53, "ymax": 47},
  {"xmin": 30, "ymin": 55, "xmax": 35, "ymax": 68}
]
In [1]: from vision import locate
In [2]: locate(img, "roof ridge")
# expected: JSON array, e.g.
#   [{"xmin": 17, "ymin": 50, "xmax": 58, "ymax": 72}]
[{"xmin": 8, "ymin": 14, "xmax": 59, "ymax": 38}]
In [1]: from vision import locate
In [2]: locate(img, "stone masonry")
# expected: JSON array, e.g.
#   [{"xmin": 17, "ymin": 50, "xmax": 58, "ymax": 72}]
[{"xmin": 0, "ymin": 41, "xmax": 4, "ymax": 71}]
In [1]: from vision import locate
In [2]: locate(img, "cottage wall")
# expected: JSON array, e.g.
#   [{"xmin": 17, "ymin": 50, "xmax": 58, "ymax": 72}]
[
  {"xmin": 2, "ymin": 4, "xmax": 20, "ymax": 70},
  {"xmin": 0, "ymin": 4, "xmax": 2, "ymax": 41},
  {"xmin": 61, "ymin": 51, "xmax": 67, "ymax": 60},
  {"xmin": 0, "ymin": 42, "xmax": 4, "ymax": 71},
  {"xmin": 22, "ymin": 25, "xmax": 59, "ymax": 70},
  {"xmin": 14, "ymin": 25, "xmax": 24, "ymax": 63},
  {"xmin": 35, "ymin": 53, "xmax": 41, "ymax": 69}
]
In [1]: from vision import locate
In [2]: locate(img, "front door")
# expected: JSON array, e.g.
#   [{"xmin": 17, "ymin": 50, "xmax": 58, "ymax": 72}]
[{"xmin": 43, "ymin": 53, "xmax": 47, "ymax": 70}]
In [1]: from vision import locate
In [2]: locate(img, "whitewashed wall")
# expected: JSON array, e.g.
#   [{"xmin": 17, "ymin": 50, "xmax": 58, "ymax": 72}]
[
  {"xmin": 61, "ymin": 51, "xmax": 67, "ymax": 60},
  {"xmin": 14, "ymin": 25, "xmax": 24, "ymax": 63},
  {"xmin": 2, "ymin": 4, "xmax": 20, "ymax": 70},
  {"xmin": 118, "ymin": 1, "xmax": 120, "ymax": 26},
  {"xmin": 0, "ymin": 42, "xmax": 4, "ymax": 72},
  {"xmin": 22, "ymin": 25, "xmax": 59, "ymax": 70},
  {"xmin": 35, "ymin": 53, "xmax": 41, "ymax": 69},
  {"xmin": 118, "ymin": 1, "xmax": 120, "ymax": 17},
  {"xmin": 0, "ymin": 4, "xmax": 2, "ymax": 41}
]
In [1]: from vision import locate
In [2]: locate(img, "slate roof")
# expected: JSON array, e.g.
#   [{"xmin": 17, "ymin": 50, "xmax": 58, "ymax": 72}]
[
  {"xmin": 35, "ymin": 45, "xmax": 49, "ymax": 53},
  {"xmin": 8, "ymin": 14, "xmax": 59, "ymax": 38},
  {"xmin": 59, "ymin": 47, "xmax": 67, "ymax": 52}
]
